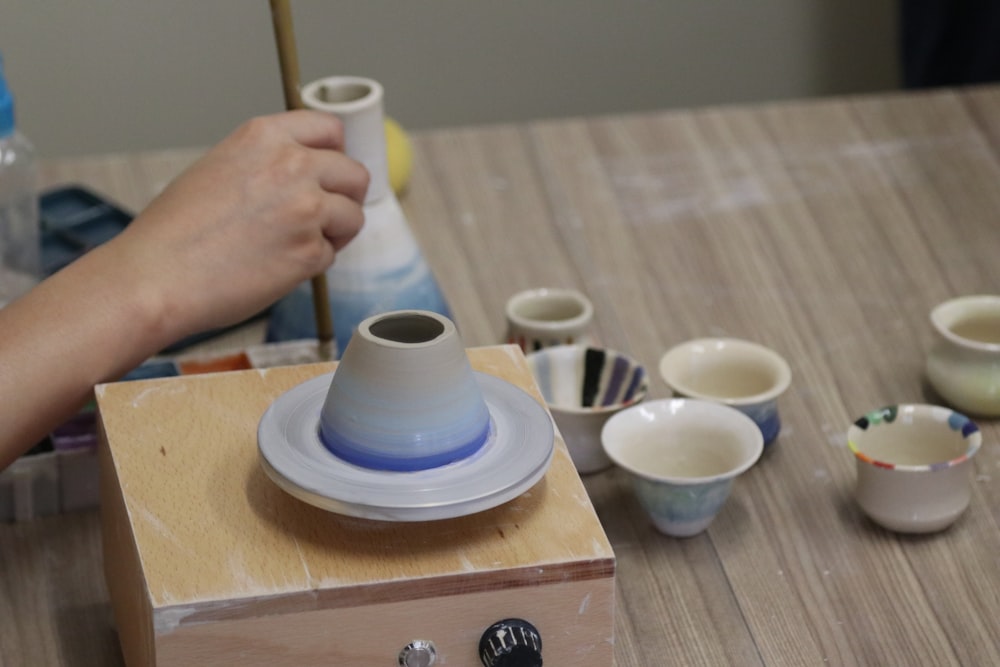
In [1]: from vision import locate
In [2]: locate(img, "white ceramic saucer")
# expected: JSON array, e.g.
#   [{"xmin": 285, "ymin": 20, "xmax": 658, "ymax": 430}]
[{"xmin": 258, "ymin": 372, "xmax": 554, "ymax": 522}]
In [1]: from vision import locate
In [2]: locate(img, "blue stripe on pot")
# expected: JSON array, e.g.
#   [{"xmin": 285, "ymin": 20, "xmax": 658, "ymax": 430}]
[
  {"xmin": 623, "ymin": 366, "xmax": 646, "ymax": 404},
  {"xmin": 600, "ymin": 354, "xmax": 630, "ymax": 406}
]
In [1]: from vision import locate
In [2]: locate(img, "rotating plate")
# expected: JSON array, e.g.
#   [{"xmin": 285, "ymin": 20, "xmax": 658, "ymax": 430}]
[{"xmin": 258, "ymin": 372, "xmax": 554, "ymax": 521}]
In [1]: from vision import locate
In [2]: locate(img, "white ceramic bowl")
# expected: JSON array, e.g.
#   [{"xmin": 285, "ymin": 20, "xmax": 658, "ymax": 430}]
[
  {"xmin": 659, "ymin": 338, "xmax": 791, "ymax": 447},
  {"xmin": 601, "ymin": 398, "xmax": 763, "ymax": 537},
  {"xmin": 847, "ymin": 404, "xmax": 981, "ymax": 533},
  {"xmin": 527, "ymin": 345, "xmax": 648, "ymax": 473},
  {"xmin": 319, "ymin": 310, "xmax": 491, "ymax": 471},
  {"xmin": 926, "ymin": 295, "xmax": 1000, "ymax": 417}
]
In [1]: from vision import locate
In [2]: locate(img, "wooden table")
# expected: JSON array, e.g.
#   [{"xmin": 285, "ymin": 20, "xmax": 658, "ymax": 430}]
[{"xmin": 4, "ymin": 85, "xmax": 1000, "ymax": 666}]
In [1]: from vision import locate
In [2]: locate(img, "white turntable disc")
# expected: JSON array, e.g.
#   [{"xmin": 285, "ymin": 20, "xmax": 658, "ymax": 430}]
[{"xmin": 257, "ymin": 372, "xmax": 555, "ymax": 521}]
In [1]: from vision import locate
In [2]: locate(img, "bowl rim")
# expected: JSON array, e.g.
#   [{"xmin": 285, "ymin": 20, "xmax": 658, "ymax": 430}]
[
  {"xmin": 658, "ymin": 337, "xmax": 792, "ymax": 405},
  {"xmin": 847, "ymin": 403, "xmax": 982, "ymax": 472},
  {"xmin": 526, "ymin": 343, "xmax": 649, "ymax": 414},
  {"xmin": 929, "ymin": 294, "xmax": 1000, "ymax": 353},
  {"xmin": 600, "ymin": 398, "xmax": 764, "ymax": 485}
]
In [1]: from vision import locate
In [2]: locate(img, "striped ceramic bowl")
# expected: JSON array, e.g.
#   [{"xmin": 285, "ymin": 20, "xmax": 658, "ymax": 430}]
[{"xmin": 527, "ymin": 345, "xmax": 648, "ymax": 473}]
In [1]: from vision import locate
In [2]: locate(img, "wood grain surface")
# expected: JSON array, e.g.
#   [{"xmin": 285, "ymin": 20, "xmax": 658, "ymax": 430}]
[
  {"xmin": 96, "ymin": 346, "xmax": 613, "ymax": 665},
  {"xmin": 4, "ymin": 85, "xmax": 1000, "ymax": 666}
]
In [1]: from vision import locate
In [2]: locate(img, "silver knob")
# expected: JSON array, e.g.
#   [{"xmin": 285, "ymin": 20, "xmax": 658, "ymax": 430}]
[{"xmin": 398, "ymin": 640, "xmax": 438, "ymax": 667}]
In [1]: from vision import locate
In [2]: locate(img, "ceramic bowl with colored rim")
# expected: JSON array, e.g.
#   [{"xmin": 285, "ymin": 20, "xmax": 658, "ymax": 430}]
[
  {"xmin": 527, "ymin": 345, "xmax": 648, "ymax": 473},
  {"xmin": 659, "ymin": 337, "xmax": 791, "ymax": 447},
  {"xmin": 847, "ymin": 404, "xmax": 981, "ymax": 533},
  {"xmin": 601, "ymin": 398, "xmax": 764, "ymax": 537}
]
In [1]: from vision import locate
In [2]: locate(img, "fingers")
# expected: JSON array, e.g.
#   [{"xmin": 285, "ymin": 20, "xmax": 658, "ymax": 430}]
[
  {"xmin": 318, "ymin": 192, "xmax": 366, "ymax": 252},
  {"xmin": 314, "ymin": 150, "xmax": 370, "ymax": 205},
  {"xmin": 264, "ymin": 111, "xmax": 371, "ymax": 204},
  {"xmin": 271, "ymin": 109, "xmax": 348, "ymax": 151}
]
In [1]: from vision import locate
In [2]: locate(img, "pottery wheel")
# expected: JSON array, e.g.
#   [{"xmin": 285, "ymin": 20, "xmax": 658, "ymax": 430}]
[{"xmin": 258, "ymin": 372, "xmax": 555, "ymax": 521}]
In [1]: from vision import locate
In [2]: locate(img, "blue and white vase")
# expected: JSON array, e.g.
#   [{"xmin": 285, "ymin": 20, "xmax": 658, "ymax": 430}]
[{"xmin": 266, "ymin": 76, "xmax": 450, "ymax": 357}]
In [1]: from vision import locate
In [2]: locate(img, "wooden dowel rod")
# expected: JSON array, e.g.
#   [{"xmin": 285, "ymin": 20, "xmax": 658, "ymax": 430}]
[{"xmin": 269, "ymin": 0, "xmax": 335, "ymax": 358}]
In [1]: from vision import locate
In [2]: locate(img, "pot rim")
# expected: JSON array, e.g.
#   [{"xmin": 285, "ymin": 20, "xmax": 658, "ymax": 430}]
[
  {"xmin": 658, "ymin": 337, "xmax": 792, "ymax": 405},
  {"xmin": 930, "ymin": 294, "xmax": 1000, "ymax": 353},
  {"xmin": 847, "ymin": 404, "xmax": 982, "ymax": 472},
  {"xmin": 601, "ymin": 398, "xmax": 764, "ymax": 485},
  {"xmin": 300, "ymin": 75, "xmax": 383, "ymax": 114},
  {"xmin": 526, "ymin": 344, "xmax": 649, "ymax": 415},
  {"xmin": 505, "ymin": 287, "xmax": 594, "ymax": 332}
]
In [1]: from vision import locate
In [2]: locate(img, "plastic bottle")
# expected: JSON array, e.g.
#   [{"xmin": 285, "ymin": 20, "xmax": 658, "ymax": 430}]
[{"xmin": 0, "ymin": 54, "xmax": 41, "ymax": 305}]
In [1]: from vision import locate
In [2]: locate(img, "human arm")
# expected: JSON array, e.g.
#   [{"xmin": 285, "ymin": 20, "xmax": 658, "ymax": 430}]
[{"xmin": 0, "ymin": 110, "xmax": 368, "ymax": 469}]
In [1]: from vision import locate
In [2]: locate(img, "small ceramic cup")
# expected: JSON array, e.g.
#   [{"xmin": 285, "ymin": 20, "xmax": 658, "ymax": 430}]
[
  {"xmin": 601, "ymin": 398, "xmax": 764, "ymax": 537},
  {"xmin": 505, "ymin": 287, "xmax": 594, "ymax": 353},
  {"xmin": 925, "ymin": 295, "xmax": 1000, "ymax": 417},
  {"xmin": 526, "ymin": 345, "xmax": 649, "ymax": 474},
  {"xmin": 659, "ymin": 338, "xmax": 791, "ymax": 448},
  {"xmin": 847, "ymin": 404, "xmax": 981, "ymax": 533},
  {"xmin": 319, "ymin": 310, "xmax": 491, "ymax": 471}
]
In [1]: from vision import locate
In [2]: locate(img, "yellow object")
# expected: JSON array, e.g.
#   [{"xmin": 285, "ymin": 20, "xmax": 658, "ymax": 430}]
[{"xmin": 384, "ymin": 116, "xmax": 413, "ymax": 196}]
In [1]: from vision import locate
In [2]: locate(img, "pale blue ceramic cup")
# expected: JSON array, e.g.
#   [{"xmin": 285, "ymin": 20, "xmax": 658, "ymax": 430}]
[{"xmin": 601, "ymin": 399, "xmax": 763, "ymax": 537}]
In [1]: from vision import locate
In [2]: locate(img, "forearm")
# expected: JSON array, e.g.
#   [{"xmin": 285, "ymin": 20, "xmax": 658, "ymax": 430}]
[
  {"xmin": 0, "ymin": 111, "xmax": 368, "ymax": 470},
  {"xmin": 0, "ymin": 241, "xmax": 170, "ymax": 469}
]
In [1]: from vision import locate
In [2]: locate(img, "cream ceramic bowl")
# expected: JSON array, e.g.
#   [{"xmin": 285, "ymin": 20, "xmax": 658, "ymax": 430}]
[
  {"xmin": 527, "ymin": 345, "xmax": 648, "ymax": 473},
  {"xmin": 659, "ymin": 338, "xmax": 791, "ymax": 447},
  {"xmin": 926, "ymin": 295, "xmax": 1000, "ymax": 417},
  {"xmin": 601, "ymin": 399, "xmax": 763, "ymax": 537},
  {"xmin": 847, "ymin": 404, "xmax": 981, "ymax": 533}
]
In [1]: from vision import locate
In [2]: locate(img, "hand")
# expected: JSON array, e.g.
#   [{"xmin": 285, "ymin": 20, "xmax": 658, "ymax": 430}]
[
  {"xmin": 102, "ymin": 109, "xmax": 369, "ymax": 341},
  {"xmin": 0, "ymin": 110, "xmax": 369, "ymax": 468}
]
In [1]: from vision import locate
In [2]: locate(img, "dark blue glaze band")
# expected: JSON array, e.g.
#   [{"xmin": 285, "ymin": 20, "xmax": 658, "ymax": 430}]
[
  {"xmin": 759, "ymin": 413, "xmax": 781, "ymax": 447},
  {"xmin": 319, "ymin": 421, "xmax": 492, "ymax": 472}
]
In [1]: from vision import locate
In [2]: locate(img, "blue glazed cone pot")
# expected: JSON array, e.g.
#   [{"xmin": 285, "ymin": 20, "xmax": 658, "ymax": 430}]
[{"xmin": 319, "ymin": 310, "xmax": 491, "ymax": 471}]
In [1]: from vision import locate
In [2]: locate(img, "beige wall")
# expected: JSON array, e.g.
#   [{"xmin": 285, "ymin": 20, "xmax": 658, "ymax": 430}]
[{"xmin": 1, "ymin": 1, "xmax": 899, "ymax": 158}]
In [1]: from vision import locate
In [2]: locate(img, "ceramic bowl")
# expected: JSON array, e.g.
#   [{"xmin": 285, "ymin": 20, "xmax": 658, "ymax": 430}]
[
  {"xmin": 527, "ymin": 345, "xmax": 648, "ymax": 474},
  {"xmin": 925, "ymin": 295, "xmax": 1000, "ymax": 417},
  {"xmin": 847, "ymin": 404, "xmax": 981, "ymax": 533},
  {"xmin": 659, "ymin": 338, "xmax": 791, "ymax": 447},
  {"xmin": 319, "ymin": 310, "xmax": 491, "ymax": 471},
  {"xmin": 601, "ymin": 398, "xmax": 764, "ymax": 537},
  {"xmin": 505, "ymin": 287, "xmax": 594, "ymax": 352}
]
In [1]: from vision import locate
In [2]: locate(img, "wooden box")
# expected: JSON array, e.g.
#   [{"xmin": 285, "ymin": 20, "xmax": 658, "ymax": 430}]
[{"xmin": 98, "ymin": 345, "xmax": 615, "ymax": 665}]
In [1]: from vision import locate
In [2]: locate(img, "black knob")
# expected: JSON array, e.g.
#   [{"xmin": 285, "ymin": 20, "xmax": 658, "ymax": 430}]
[{"xmin": 479, "ymin": 618, "xmax": 543, "ymax": 667}]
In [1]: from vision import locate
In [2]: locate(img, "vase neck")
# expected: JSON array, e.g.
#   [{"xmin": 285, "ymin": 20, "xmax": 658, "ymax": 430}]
[{"xmin": 301, "ymin": 76, "xmax": 390, "ymax": 203}]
